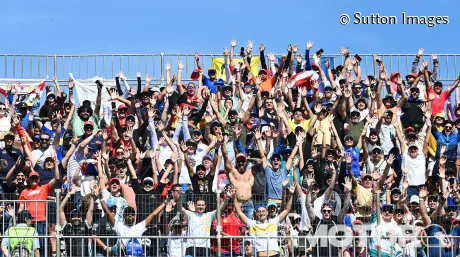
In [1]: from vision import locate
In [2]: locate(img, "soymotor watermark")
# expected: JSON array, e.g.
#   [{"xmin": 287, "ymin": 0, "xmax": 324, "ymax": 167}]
[
  {"xmin": 297, "ymin": 223, "xmax": 447, "ymax": 249},
  {"xmin": 339, "ymin": 12, "xmax": 449, "ymax": 27}
]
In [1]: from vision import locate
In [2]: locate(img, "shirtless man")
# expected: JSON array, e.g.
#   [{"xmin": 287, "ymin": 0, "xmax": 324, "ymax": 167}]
[{"xmin": 221, "ymin": 136, "xmax": 255, "ymax": 219}]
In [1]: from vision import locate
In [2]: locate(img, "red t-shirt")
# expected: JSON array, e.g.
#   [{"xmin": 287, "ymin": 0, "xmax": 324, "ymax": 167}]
[
  {"xmin": 19, "ymin": 184, "xmax": 51, "ymax": 222},
  {"xmin": 213, "ymin": 213, "xmax": 243, "ymax": 253},
  {"xmin": 429, "ymin": 89, "xmax": 449, "ymax": 116}
]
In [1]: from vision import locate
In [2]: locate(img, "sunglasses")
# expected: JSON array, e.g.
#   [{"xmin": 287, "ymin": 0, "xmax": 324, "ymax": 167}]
[
  {"xmin": 362, "ymin": 176, "xmax": 372, "ymax": 181},
  {"xmin": 295, "ymin": 112, "xmax": 303, "ymax": 115},
  {"xmin": 351, "ymin": 113, "xmax": 360, "ymax": 117},
  {"xmin": 45, "ymin": 159, "xmax": 54, "ymax": 163},
  {"xmin": 445, "ymin": 126, "xmax": 453, "ymax": 129},
  {"xmin": 0, "ymin": 107, "xmax": 6, "ymax": 111},
  {"xmin": 372, "ymin": 150, "xmax": 382, "ymax": 154},
  {"xmin": 40, "ymin": 138, "xmax": 50, "ymax": 142},
  {"xmin": 322, "ymin": 209, "xmax": 332, "ymax": 214},
  {"xmin": 143, "ymin": 182, "xmax": 153, "ymax": 187},
  {"xmin": 382, "ymin": 207, "xmax": 394, "ymax": 213}
]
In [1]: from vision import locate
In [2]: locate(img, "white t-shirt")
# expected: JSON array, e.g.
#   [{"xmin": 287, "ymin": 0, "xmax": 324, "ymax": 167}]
[
  {"xmin": 114, "ymin": 220, "xmax": 147, "ymax": 256},
  {"xmin": 402, "ymin": 151, "xmax": 426, "ymax": 186},
  {"xmin": 299, "ymin": 193, "xmax": 311, "ymax": 231},
  {"xmin": 247, "ymin": 216, "xmax": 280, "ymax": 253},
  {"xmin": 313, "ymin": 191, "xmax": 342, "ymax": 219},
  {"xmin": 379, "ymin": 124, "xmax": 396, "ymax": 155},
  {"xmin": 184, "ymin": 210, "xmax": 216, "ymax": 248},
  {"xmin": 366, "ymin": 158, "xmax": 393, "ymax": 177},
  {"xmin": 0, "ymin": 116, "xmax": 11, "ymax": 133},
  {"xmin": 32, "ymin": 146, "xmax": 57, "ymax": 169},
  {"xmin": 168, "ymin": 231, "xmax": 186, "ymax": 257}
]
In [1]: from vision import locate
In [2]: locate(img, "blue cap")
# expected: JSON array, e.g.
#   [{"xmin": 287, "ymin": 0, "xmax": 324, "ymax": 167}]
[
  {"xmin": 69, "ymin": 209, "xmax": 82, "ymax": 217},
  {"xmin": 324, "ymin": 85, "xmax": 333, "ymax": 90},
  {"xmin": 255, "ymin": 204, "xmax": 267, "ymax": 211}
]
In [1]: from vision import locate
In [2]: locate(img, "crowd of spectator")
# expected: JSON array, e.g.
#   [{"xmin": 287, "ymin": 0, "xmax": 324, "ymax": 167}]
[{"xmin": 1, "ymin": 40, "xmax": 460, "ymax": 257}]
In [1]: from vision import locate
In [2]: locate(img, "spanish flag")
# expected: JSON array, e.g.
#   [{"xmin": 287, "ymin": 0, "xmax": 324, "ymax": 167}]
[{"xmin": 211, "ymin": 57, "xmax": 261, "ymax": 83}]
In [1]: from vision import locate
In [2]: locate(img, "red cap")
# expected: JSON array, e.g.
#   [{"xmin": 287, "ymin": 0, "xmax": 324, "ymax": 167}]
[
  {"xmin": 311, "ymin": 62, "xmax": 318, "ymax": 67},
  {"xmin": 236, "ymin": 153, "xmax": 247, "ymax": 160},
  {"xmin": 405, "ymin": 73, "xmax": 417, "ymax": 79},
  {"xmin": 352, "ymin": 219, "xmax": 363, "ymax": 225},
  {"xmin": 117, "ymin": 104, "xmax": 127, "ymax": 110},
  {"xmin": 84, "ymin": 120, "xmax": 94, "ymax": 127},
  {"xmin": 28, "ymin": 171, "xmax": 40, "ymax": 178},
  {"xmin": 191, "ymin": 69, "xmax": 202, "ymax": 81},
  {"xmin": 390, "ymin": 72, "xmax": 401, "ymax": 81},
  {"xmin": 406, "ymin": 127, "xmax": 415, "ymax": 132},
  {"xmin": 109, "ymin": 178, "xmax": 120, "ymax": 184}
]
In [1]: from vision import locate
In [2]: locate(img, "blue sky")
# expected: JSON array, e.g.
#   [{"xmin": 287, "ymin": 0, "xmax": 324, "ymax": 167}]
[{"xmin": 1, "ymin": 0, "xmax": 458, "ymax": 54}]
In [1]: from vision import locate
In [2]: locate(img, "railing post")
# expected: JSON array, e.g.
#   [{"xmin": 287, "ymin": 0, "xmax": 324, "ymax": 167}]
[
  {"xmin": 160, "ymin": 53, "xmax": 165, "ymax": 82},
  {"xmin": 53, "ymin": 54, "xmax": 58, "ymax": 79},
  {"xmin": 216, "ymin": 190, "xmax": 222, "ymax": 257},
  {"xmin": 55, "ymin": 189, "xmax": 61, "ymax": 256}
]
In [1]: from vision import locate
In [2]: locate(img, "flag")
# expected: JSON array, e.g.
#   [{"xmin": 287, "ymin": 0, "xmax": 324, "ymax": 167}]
[
  {"xmin": 211, "ymin": 57, "xmax": 261, "ymax": 82},
  {"xmin": 0, "ymin": 78, "xmax": 46, "ymax": 105},
  {"xmin": 73, "ymin": 76, "xmax": 116, "ymax": 115},
  {"xmin": 288, "ymin": 70, "xmax": 319, "ymax": 89}
]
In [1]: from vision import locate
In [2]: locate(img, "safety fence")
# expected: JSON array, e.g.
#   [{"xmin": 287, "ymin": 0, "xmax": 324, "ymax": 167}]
[{"xmin": 1, "ymin": 53, "xmax": 460, "ymax": 84}]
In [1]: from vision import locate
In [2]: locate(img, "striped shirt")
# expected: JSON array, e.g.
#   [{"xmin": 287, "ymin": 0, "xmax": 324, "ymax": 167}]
[{"xmin": 66, "ymin": 148, "xmax": 86, "ymax": 188}]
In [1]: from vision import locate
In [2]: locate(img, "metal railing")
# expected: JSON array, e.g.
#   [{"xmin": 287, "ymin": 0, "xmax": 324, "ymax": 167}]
[{"xmin": 1, "ymin": 53, "xmax": 460, "ymax": 84}]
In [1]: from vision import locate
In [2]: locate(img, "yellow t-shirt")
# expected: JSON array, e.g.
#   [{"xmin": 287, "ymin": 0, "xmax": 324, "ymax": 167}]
[{"xmin": 288, "ymin": 119, "xmax": 310, "ymax": 134}]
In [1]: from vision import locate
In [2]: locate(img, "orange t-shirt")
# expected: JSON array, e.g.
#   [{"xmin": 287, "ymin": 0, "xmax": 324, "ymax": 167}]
[
  {"xmin": 251, "ymin": 75, "xmax": 277, "ymax": 92},
  {"xmin": 19, "ymin": 184, "xmax": 51, "ymax": 222}
]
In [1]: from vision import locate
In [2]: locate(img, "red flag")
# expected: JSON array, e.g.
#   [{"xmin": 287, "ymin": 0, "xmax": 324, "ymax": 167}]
[
  {"xmin": 287, "ymin": 70, "xmax": 319, "ymax": 89},
  {"xmin": 0, "ymin": 87, "xmax": 7, "ymax": 96}
]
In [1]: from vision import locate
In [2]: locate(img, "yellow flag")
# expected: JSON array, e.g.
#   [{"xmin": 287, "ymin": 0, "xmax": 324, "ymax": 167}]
[{"xmin": 211, "ymin": 57, "xmax": 261, "ymax": 82}]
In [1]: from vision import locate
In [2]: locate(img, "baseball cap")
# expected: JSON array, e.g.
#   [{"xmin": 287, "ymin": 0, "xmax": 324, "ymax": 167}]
[
  {"xmin": 344, "ymin": 135, "xmax": 354, "ymax": 141},
  {"xmin": 196, "ymin": 164, "xmax": 206, "ymax": 172},
  {"xmin": 18, "ymin": 102, "xmax": 28, "ymax": 109},
  {"xmin": 47, "ymin": 91, "xmax": 56, "ymax": 97},
  {"xmin": 390, "ymin": 72, "xmax": 401, "ymax": 80},
  {"xmin": 109, "ymin": 178, "xmax": 121, "ymax": 184},
  {"xmin": 266, "ymin": 201, "xmax": 278, "ymax": 209},
  {"xmin": 236, "ymin": 153, "xmax": 247, "ymax": 160},
  {"xmin": 405, "ymin": 73, "xmax": 417, "ymax": 79},
  {"xmin": 143, "ymin": 177, "xmax": 154, "ymax": 184},
  {"xmin": 28, "ymin": 171, "xmax": 40, "ymax": 178},
  {"xmin": 202, "ymin": 155, "xmax": 212, "ymax": 162},
  {"xmin": 117, "ymin": 104, "xmax": 127, "ymax": 110},
  {"xmin": 391, "ymin": 188, "xmax": 401, "ymax": 195},
  {"xmin": 192, "ymin": 129, "xmax": 202, "ymax": 135},
  {"xmin": 18, "ymin": 210, "xmax": 33, "ymax": 221},
  {"xmin": 123, "ymin": 206, "xmax": 136, "ymax": 215},
  {"xmin": 69, "ymin": 209, "xmax": 82, "ymax": 218},
  {"xmin": 410, "ymin": 195, "xmax": 420, "ymax": 204},
  {"xmin": 84, "ymin": 120, "xmax": 95, "ymax": 127},
  {"xmin": 186, "ymin": 139, "xmax": 198, "ymax": 147}
]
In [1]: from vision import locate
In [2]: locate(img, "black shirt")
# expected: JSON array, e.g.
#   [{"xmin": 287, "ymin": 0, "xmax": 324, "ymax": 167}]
[
  {"xmin": 62, "ymin": 222, "xmax": 91, "ymax": 256},
  {"xmin": 0, "ymin": 147, "xmax": 23, "ymax": 179},
  {"xmin": 131, "ymin": 179, "xmax": 165, "ymax": 221}
]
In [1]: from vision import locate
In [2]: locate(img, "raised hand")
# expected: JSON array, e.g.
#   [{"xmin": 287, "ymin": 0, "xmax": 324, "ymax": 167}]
[
  {"xmin": 296, "ymin": 54, "xmax": 302, "ymax": 63},
  {"xmin": 145, "ymin": 74, "xmax": 152, "ymax": 84},
  {"xmin": 182, "ymin": 106, "xmax": 190, "ymax": 117},
  {"xmin": 68, "ymin": 79, "xmax": 75, "ymax": 89},
  {"xmin": 431, "ymin": 55, "xmax": 438, "ymax": 61},
  {"xmin": 419, "ymin": 186, "xmax": 428, "ymax": 198},
  {"xmin": 386, "ymin": 153, "xmax": 395, "ymax": 165},
  {"xmin": 345, "ymin": 153, "xmax": 352, "ymax": 164},
  {"xmin": 287, "ymin": 44, "xmax": 292, "ymax": 52},
  {"xmin": 293, "ymin": 44, "xmax": 299, "ymax": 53},
  {"xmin": 231, "ymin": 39, "xmax": 237, "ymax": 47},
  {"xmin": 247, "ymin": 40, "xmax": 254, "ymax": 50},
  {"xmin": 440, "ymin": 145, "xmax": 447, "ymax": 155},
  {"xmin": 110, "ymin": 89, "xmax": 118, "ymax": 101},
  {"xmin": 306, "ymin": 41, "xmax": 314, "ymax": 51},
  {"xmin": 194, "ymin": 53, "xmax": 199, "ymax": 62},
  {"xmin": 417, "ymin": 48, "xmax": 424, "ymax": 56},
  {"xmin": 223, "ymin": 47, "xmax": 229, "ymax": 57},
  {"xmin": 282, "ymin": 178, "xmax": 290, "ymax": 187},
  {"xmin": 268, "ymin": 52, "xmax": 275, "ymax": 62},
  {"xmin": 136, "ymin": 72, "xmax": 141, "ymax": 78},
  {"xmin": 259, "ymin": 108, "xmax": 265, "ymax": 118},
  {"xmin": 325, "ymin": 59, "xmax": 330, "ymax": 69},
  {"xmin": 288, "ymin": 182, "xmax": 296, "ymax": 194},
  {"xmin": 69, "ymin": 185, "xmax": 78, "ymax": 195},
  {"xmin": 179, "ymin": 141, "xmax": 187, "ymax": 153},
  {"xmin": 403, "ymin": 179, "xmax": 409, "ymax": 190},
  {"xmin": 259, "ymin": 43, "xmax": 265, "ymax": 52},
  {"xmin": 187, "ymin": 201, "xmax": 196, "ymax": 212},
  {"xmin": 343, "ymin": 176, "xmax": 352, "ymax": 193},
  {"xmin": 339, "ymin": 47, "xmax": 350, "ymax": 56},
  {"xmin": 254, "ymin": 128, "xmax": 262, "ymax": 140},
  {"xmin": 177, "ymin": 60, "xmax": 184, "ymax": 70},
  {"xmin": 165, "ymin": 63, "xmax": 171, "ymax": 71}
]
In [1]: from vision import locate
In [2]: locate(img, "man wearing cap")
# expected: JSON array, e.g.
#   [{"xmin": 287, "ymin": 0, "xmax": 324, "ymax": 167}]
[
  {"xmin": 1, "ymin": 210, "xmax": 40, "ymax": 257},
  {"xmin": 0, "ymin": 131, "xmax": 23, "ymax": 180},
  {"xmin": 256, "ymin": 129, "xmax": 298, "ymax": 204},
  {"xmin": 344, "ymin": 109, "xmax": 365, "ymax": 146},
  {"xmin": 401, "ymin": 86, "xmax": 425, "ymax": 129},
  {"xmin": 350, "ymin": 97, "xmax": 369, "ymax": 122},
  {"xmin": 363, "ymin": 145, "xmax": 393, "ymax": 180},
  {"xmin": 401, "ymin": 127, "xmax": 430, "ymax": 199},
  {"xmin": 368, "ymin": 204, "xmax": 404, "ymax": 257},
  {"xmin": 433, "ymin": 78, "xmax": 460, "ymax": 114},
  {"xmin": 234, "ymin": 183, "xmax": 295, "ymax": 257},
  {"xmin": 58, "ymin": 185, "xmax": 95, "ymax": 257},
  {"xmin": 99, "ymin": 187, "xmax": 167, "ymax": 257},
  {"xmin": 431, "ymin": 119, "xmax": 460, "ymax": 175},
  {"xmin": 375, "ymin": 110, "xmax": 398, "ymax": 157},
  {"xmin": 72, "ymin": 99, "xmax": 100, "ymax": 137},
  {"xmin": 419, "ymin": 185, "xmax": 460, "ymax": 257},
  {"xmin": 30, "ymin": 130, "xmax": 59, "ymax": 169},
  {"xmin": 18, "ymin": 155, "xmax": 59, "ymax": 256}
]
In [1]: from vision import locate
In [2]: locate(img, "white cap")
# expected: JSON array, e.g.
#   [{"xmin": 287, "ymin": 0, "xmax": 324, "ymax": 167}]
[{"xmin": 410, "ymin": 195, "xmax": 420, "ymax": 204}]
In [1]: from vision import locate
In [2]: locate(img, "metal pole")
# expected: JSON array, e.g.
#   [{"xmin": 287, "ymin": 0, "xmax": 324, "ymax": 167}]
[
  {"xmin": 160, "ymin": 53, "xmax": 165, "ymax": 82},
  {"xmin": 55, "ymin": 189, "xmax": 61, "ymax": 256},
  {"xmin": 376, "ymin": 191, "xmax": 381, "ymax": 257},
  {"xmin": 53, "ymin": 54, "xmax": 57, "ymax": 79},
  {"xmin": 216, "ymin": 190, "xmax": 222, "ymax": 257}
]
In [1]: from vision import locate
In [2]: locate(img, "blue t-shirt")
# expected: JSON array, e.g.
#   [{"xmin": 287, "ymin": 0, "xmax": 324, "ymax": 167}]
[
  {"xmin": 426, "ymin": 224, "xmax": 460, "ymax": 257},
  {"xmin": 265, "ymin": 165, "xmax": 288, "ymax": 200},
  {"xmin": 0, "ymin": 148, "xmax": 23, "ymax": 179},
  {"xmin": 343, "ymin": 146, "xmax": 361, "ymax": 178}
]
